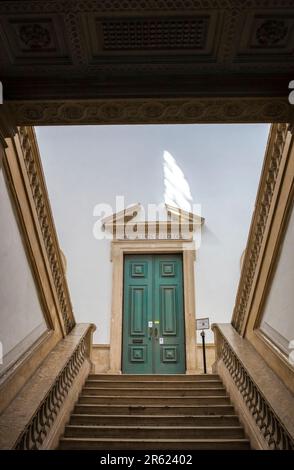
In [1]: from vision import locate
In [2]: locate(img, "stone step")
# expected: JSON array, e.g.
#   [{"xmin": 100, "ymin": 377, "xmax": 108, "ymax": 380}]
[
  {"xmin": 81, "ymin": 387, "xmax": 227, "ymax": 397},
  {"xmin": 85, "ymin": 380, "xmax": 223, "ymax": 389},
  {"xmin": 64, "ymin": 424, "xmax": 245, "ymax": 439},
  {"xmin": 58, "ymin": 373, "xmax": 250, "ymax": 451},
  {"xmin": 70, "ymin": 413, "xmax": 240, "ymax": 427},
  {"xmin": 59, "ymin": 437, "xmax": 251, "ymax": 450},
  {"xmin": 88, "ymin": 374, "xmax": 220, "ymax": 382},
  {"xmin": 78, "ymin": 395, "xmax": 230, "ymax": 406},
  {"xmin": 74, "ymin": 403, "xmax": 236, "ymax": 415}
]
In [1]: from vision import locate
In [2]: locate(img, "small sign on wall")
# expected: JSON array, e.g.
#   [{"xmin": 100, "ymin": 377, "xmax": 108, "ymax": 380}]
[{"xmin": 196, "ymin": 317, "xmax": 210, "ymax": 330}]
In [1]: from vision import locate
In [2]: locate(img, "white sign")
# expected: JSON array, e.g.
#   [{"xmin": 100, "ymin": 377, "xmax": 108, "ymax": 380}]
[
  {"xmin": 159, "ymin": 338, "xmax": 164, "ymax": 344},
  {"xmin": 196, "ymin": 318, "xmax": 210, "ymax": 330}
]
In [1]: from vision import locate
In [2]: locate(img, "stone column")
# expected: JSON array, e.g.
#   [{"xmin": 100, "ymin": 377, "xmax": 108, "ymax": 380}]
[
  {"xmin": 183, "ymin": 247, "xmax": 198, "ymax": 374},
  {"xmin": 109, "ymin": 243, "xmax": 124, "ymax": 374}
]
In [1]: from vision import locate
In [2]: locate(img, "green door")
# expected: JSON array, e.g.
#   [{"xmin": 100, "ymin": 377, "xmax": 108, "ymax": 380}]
[{"xmin": 122, "ymin": 254, "xmax": 185, "ymax": 374}]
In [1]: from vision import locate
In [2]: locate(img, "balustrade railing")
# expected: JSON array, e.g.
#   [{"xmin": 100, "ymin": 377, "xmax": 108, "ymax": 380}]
[{"xmin": 213, "ymin": 324, "xmax": 294, "ymax": 451}]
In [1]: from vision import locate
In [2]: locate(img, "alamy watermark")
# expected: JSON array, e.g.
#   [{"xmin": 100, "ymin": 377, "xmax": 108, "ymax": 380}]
[{"xmin": 92, "ymin": 196, "xmax": 203, "ymax": 248}]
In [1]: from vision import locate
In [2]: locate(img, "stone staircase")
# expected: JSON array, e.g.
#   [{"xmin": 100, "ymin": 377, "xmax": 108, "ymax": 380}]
[{"xmin": 59, "ymin": 374, "xmax": 251, "ymax": 450}]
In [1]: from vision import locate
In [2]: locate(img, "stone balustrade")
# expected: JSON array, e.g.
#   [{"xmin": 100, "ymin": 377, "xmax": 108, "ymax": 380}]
[
  {"xmin": 0, "ymin": 323, "xmax": 95, "ymax": 450},
  {"xmin": 212, "ymin": 323, "xmax": 294, "ymax": 450}
]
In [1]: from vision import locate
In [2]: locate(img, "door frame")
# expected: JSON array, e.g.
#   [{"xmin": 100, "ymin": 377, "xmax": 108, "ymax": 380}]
[{"xmin": 109, "ymin": 239, "xmax": 197, "ymax": 374}]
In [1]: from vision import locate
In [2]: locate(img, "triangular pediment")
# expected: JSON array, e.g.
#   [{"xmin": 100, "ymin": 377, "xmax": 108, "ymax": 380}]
[
  {"xmin": 165, "ymin": 204, "xmax": 204, "ymax": 225},
  {"xmin": 102, "ymin": 203, "xmax": 204, "ymax": 240},
  {"xmin": 102, "ymin": 203, "xmax": 141, "ymax": 229}
]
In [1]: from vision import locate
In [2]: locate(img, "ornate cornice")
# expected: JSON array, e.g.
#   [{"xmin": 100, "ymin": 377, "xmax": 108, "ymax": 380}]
[
  {"xmin": 18, "ymin": 126, "xmax": 75, "ymax": 334},
  {"xmin": 232, "ymin": 123, "xmax": 289, "ymax": 334},
  {"xmin": 6, "ymin": 98, "xmax": 293, "ymax": 125},
  {"xmin": 220, "ymin": 336, "xmax": 294, "ymax": 450},
  {"xmin": 1, "ymin": 1, "xmax": 294, "ymax": 13},
  {"xmin": 14, "ymin": 335, "xmax": 86, "ymax": 450}
]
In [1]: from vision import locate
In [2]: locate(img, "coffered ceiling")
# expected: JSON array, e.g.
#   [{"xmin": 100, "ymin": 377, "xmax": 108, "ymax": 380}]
[{"xmin": 0, "ymin": 0, "xmax": 293, "ymax": 101}]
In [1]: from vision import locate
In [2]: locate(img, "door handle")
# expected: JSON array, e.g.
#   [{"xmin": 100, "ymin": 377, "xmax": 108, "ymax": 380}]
[
  {"xmin": 148, "ymin": 326, "xmax": 153, "ymax": 339},
  {"xmin": 154, "ymin": 326, "xmax": 159, "ymax": 340},
  {"xmin": 148, "ymin": 321, "xmax": 153, "ymax": 340}
]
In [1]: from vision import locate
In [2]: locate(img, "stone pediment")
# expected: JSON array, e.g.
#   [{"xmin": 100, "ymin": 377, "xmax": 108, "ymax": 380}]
[{"xmin": 102, "ymin": 203, "xmax": 204, "ymax": 240}]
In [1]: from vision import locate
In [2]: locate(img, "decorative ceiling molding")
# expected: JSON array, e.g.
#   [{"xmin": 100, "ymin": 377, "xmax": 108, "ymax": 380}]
[
  {"xmin": 1, "ymin": 1, "xmax": 294, "ymax": 13},
  {"xmin": 0, "ymin": 2, "xmax": 293, "ymax": 100},
  {"xmin": 5, "ymin": 97, "xmax": 293, "ymax": 126},
  {"xmin": 231, "ymin": 122, "xmax": 289, "ymax": 335},
  {"xmin": 17, "ymin": 126, "xmax": 76, "ymax": 334}
]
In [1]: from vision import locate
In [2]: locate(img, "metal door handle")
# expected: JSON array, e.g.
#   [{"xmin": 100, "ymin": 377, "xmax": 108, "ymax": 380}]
[
  {"xmin": 148, "ymin": 326, "xmax": 153, "ymax": 339},
  {"xmin": 154, "ymin": 327, "xmax": 159, "ymax": 340},
  {"xmin": 148, "ymin": 321, "xmax": 153, "ymax": 340}
]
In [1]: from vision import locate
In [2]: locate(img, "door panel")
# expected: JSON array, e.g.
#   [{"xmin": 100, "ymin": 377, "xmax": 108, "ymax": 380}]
[
  {"xmin": 130, "ymin": 286, "xmax": 146, "ymax": 335},
  {"xmin": 122, "ymin": 255, "xmax": 153, "ymax": 374},
  {"xmin": 154, "ymin": 255, "xmax": 185, "ymax": 374},
  {"xmin": 122, "ymin": 254, "xmax": 185, "ymax": 374},
  {"xmin": 161, "ymin": 286, "xmax": 177, "ymax": 335}
]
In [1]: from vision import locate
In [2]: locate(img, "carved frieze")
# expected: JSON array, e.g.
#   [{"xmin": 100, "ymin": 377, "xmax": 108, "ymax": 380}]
[
  {"xmin": 232, "ymin": 123, "xmax": 289, "ymax": 334},
  {"xmin": 6, "ymin": 97, "xmax": 293, "ymax": 125},
  {"xmin": 18, "ymin": 126, "xmax": 75, "ymax": 334},
  {"xmin": 1, "ymin": 1, "xmax": 294, "ymax": 13}
]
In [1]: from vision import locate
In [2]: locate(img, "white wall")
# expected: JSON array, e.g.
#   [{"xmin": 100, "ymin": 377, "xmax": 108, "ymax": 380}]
[
  {"xmin": 0, "ymin": 155, "xmax": 47, "ymax": 373},
  {"xmin": 260, "ymin": 202, "xmax": 294, "ymax": 355},
  {"xmin": 36, "ymin": 124, "xmax": 269, "ymax": 344}
]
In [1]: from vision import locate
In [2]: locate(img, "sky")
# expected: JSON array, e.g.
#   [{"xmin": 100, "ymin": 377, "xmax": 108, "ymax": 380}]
[{"xmin": 36, "ymin": 124, "xmax": 270, "ymax": 343}]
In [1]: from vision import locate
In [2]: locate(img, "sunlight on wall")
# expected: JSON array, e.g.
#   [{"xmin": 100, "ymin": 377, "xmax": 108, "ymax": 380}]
[{"xmin": 163, "ymin": 150, "xmax": 193, "ymax": 211}]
